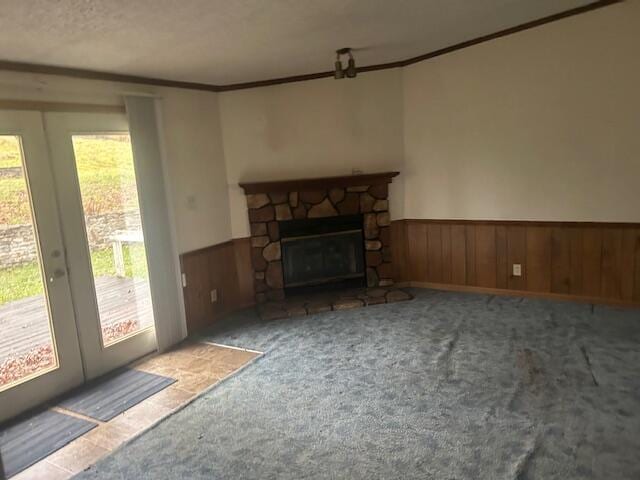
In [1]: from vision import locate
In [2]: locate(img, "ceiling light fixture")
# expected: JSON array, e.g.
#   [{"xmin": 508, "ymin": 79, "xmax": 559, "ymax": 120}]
[{"xmin": 334, "ymin": 48, "xmax": 357, "ymax": 80}]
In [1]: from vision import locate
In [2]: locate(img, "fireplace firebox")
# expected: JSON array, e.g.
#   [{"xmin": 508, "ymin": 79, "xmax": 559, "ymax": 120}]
[{"xmin": 280, "ymin": 215, "xmax": 365, "ymax": 295}]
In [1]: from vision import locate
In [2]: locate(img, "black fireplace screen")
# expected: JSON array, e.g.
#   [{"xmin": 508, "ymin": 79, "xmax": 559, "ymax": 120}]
[{"xmin": 280, "ymin": 215, "xmax": 365, "ymax": 293}]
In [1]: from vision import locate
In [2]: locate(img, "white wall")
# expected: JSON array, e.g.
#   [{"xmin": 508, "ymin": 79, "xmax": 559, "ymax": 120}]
[
  {"xmin": 158, "ymin": 89, "xmax": 231, "ymax": 252},
  {"xmin": 218, "ymin": 69, "xmax": 404, "ymax": 238},
  {"xmin": 0, "ymin": 71, "xmax": 231, "ymax": 252},
  {"xmin": 403, "ymin": 1, "xmax": 640, "ymax": 222}
]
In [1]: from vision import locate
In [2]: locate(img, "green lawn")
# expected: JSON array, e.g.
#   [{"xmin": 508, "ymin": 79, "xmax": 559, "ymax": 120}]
[
  {"xmin": 0, "ymin": 136, "xmax": 21, "ymax": 169},
  {"xmin": 0, "ymin": 136, "xmax": 31, "ymax": 225},
  {"xmin": 73, "ymin": 135, "xmax": 139, "ymax": 217},
  {"xmin": 0, "ymin": 244, "xmax": 149, "ymax": 305},
  {"xmin": 0, "ymin": 135, "xmax": 138, "ymax": 224}
]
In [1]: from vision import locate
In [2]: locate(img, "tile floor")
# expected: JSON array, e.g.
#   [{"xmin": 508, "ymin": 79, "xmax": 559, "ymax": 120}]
[{"xmin": 11, "ymin": 341, "xmax": 261, "ymax": 480}]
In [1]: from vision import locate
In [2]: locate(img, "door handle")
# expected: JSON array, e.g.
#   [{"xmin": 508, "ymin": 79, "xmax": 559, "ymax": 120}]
[{"xmin": 49, "ymin": 268, "xmax": 67, "ymax": 283}]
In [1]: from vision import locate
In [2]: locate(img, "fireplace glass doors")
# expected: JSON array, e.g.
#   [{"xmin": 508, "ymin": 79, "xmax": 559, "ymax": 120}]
[{"xmin": 280, "ymin": 215, "xmax": 366, "ymax": 294}]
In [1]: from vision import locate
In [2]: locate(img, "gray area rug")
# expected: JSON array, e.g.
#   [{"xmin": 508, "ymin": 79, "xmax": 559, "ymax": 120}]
[
  {"xmin": 59, "ymin": 369, "xmax": 176, "ymax": 421},
  {"xmin": 75, "ymin": 289, "xmax": 640, "ymax": 479},
  {"xmin": 1, "ymin": 409, "xmax": 96, "ymax": 478}
]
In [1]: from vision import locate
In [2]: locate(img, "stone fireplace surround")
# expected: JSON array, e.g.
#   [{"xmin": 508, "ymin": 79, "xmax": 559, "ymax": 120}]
[{"xmin": 240, "ymin": 172, "xmax": 400, "ymax": 304}]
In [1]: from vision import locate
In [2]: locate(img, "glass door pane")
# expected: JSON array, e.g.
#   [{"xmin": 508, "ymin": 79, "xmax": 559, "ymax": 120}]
[
  {"xmin": 70, "ymin": 134, "xmax": 154, "ymax": 346},
  {"xmin": 0, "ymin": 136, "xmax": 58, "ymax": 389}
]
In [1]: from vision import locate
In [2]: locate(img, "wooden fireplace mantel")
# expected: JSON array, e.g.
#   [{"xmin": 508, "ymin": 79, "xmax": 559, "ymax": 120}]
[{"xmin": 239, "ymin": 171, "xmax": 400, "ymax": 195}]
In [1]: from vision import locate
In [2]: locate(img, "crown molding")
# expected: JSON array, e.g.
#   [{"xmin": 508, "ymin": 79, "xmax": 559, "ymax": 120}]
[{"xmin": 0, "ymin": 0, "xmax": 622, "ymax": 93}]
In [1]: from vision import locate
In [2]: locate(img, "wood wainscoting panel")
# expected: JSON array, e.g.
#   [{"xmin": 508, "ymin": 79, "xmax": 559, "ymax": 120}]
[
  {"xmin": 474, "ymin": 225, "xmax": 497, "ymax": 288},
  {"xmin": 232, "ymin": 238, "xmax": 255, "ymax": 307},
  {"xmin": 181, "ymin": 249, "xmax": 213, "ymax": 331},
  {"xmin": 396, "ymin": 219, "xmax": 640, "ymax": 307},
  {"xmin": 526, "ymin": 226, "xmax": 552, "ymax": 293},
  {"xmin": 206, "ymin": 242, "xmax": 238, "ymax": 312},
  {"xmin": 506, "ymin": 226, "xmax": 527, "ymax": 291},
  {"xmin": 426, "ymin": 224, "xmax": 444, "ymax": 283},
  {"xmin": 450, "ymin": 225, "xmax": 467, "ymax": 285},
  {"xmin": 634, "ymin": 230, "xmax": 640, "ymax": 302},
  {"xmin": 620, "ymin": 229, "xmax": 638, "ymax": 301},
  {"xmin": 390, "ymin": 220, "xmax": 409, "ymax": 282},
  {"xmin": 407, "ymin": 222, "xmax": 428, "ymax": 282},
  {"xmin": 580, "ymin": 228, "xmax": 603, "ymax": 298},
  {"xmin": 568, "ymin": 228, "xmax": 584, "ymax": 296},
  {"xmin": 180, "ymin": 239, "xmax": 255, "ymax": 334},
  {"xmin": 495, "ymin": 226, "xmax": 509, "ymax": 290},
  {"xmin": 464, "ymin": 225, "xmax": 477, "ymax": 286},
  {"xmin": 601, "ymin": 229, "xmax": 623, "ymax": 300},
  {"xmin": 550, "ymin": 227, "xmax": 572, "ymax": 294},
  {"xmin": 441, "ymin": 225, "xmax": 452, "ymax": 284}
]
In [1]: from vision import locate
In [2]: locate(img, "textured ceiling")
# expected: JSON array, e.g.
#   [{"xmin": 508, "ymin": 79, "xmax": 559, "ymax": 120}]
[{"xmin": 0, "ymin": 0, "xmax": 594, "ymax": 86}]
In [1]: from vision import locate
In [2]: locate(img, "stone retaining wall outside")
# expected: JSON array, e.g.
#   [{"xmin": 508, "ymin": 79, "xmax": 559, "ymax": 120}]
[{"xmin": 0, "ymin": 210, "xmax": 141, "ymax": 268}]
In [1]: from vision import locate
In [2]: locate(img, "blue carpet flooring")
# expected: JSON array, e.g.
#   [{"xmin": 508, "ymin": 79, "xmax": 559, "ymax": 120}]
[{"xmin": 75, "ymin": 289, "xmax": 640, "ymax": 479}]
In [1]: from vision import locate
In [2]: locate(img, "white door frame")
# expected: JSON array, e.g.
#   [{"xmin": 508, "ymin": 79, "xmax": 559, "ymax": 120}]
[{"xmin": 0, "ymin": 110, "xmax": 84, "ymax": 422}]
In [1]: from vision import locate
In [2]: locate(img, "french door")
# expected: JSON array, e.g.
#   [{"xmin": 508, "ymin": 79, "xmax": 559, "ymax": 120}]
[
  {"xmin": 0, "ymin": 110, "xmax": 158, "ymax": 422},
  {"xmin": 0, "ymin": 111, "xmax": 84, "ymax": 421},
  {"xmin": 44, "ymin": 112, "xmax": 157, "ymax": 380}
]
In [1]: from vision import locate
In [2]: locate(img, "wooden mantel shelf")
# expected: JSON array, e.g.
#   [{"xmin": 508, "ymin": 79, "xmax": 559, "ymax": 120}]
[{"xmin": 239, "ymin": 171, "xmax": 400, "ymax": 195}]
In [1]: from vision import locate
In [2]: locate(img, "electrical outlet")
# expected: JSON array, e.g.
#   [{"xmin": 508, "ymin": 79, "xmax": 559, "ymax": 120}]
[
  {"xmin": 512, "ymin": 264, "xmax": 522, "ymax": 277},
  {"xmin": 210, "ymin": 289, "xmax": 218, "ymax": 303}
]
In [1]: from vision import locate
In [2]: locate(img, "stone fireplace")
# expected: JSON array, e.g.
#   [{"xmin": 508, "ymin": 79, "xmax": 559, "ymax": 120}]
[{"xmin": 240, "ymin": 172, "xmax": 399, "ymax": 304}]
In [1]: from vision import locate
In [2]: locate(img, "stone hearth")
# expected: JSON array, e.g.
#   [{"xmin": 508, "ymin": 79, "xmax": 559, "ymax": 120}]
[
  {"xmin": 258, "ymin": 287, "xmax": 413, "ymax": 321},
  {"xmin": 240, "ymin": 172, "xmax": 399, "ymax": 304}
]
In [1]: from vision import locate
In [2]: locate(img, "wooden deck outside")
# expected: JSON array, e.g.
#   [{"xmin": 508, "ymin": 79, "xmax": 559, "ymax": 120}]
[{"xmin": 0, "ymin": 276, "xmax": 154, "ymax": 363}]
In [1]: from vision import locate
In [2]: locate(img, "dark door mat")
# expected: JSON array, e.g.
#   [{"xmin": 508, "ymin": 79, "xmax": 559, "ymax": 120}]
[
  {"xmin": 0, "ymin": 409, "xmax": 97, "ymax": 478},
  {"xmin": 58, "ymin": 369, "xmax": 176, "ymax": 422}
]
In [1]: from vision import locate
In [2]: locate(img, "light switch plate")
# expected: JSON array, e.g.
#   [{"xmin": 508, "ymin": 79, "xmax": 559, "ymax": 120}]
[
  {"xmin": 513, "ymin": 264, "xmax": 522, "ymax": 277},
  {"xmin": 210, "ymin": 289, "xmax": 218, "ymax": 303},
  {"xmin": 186, "ymin": 195, "xmax": 198, "ymax": 210}
]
